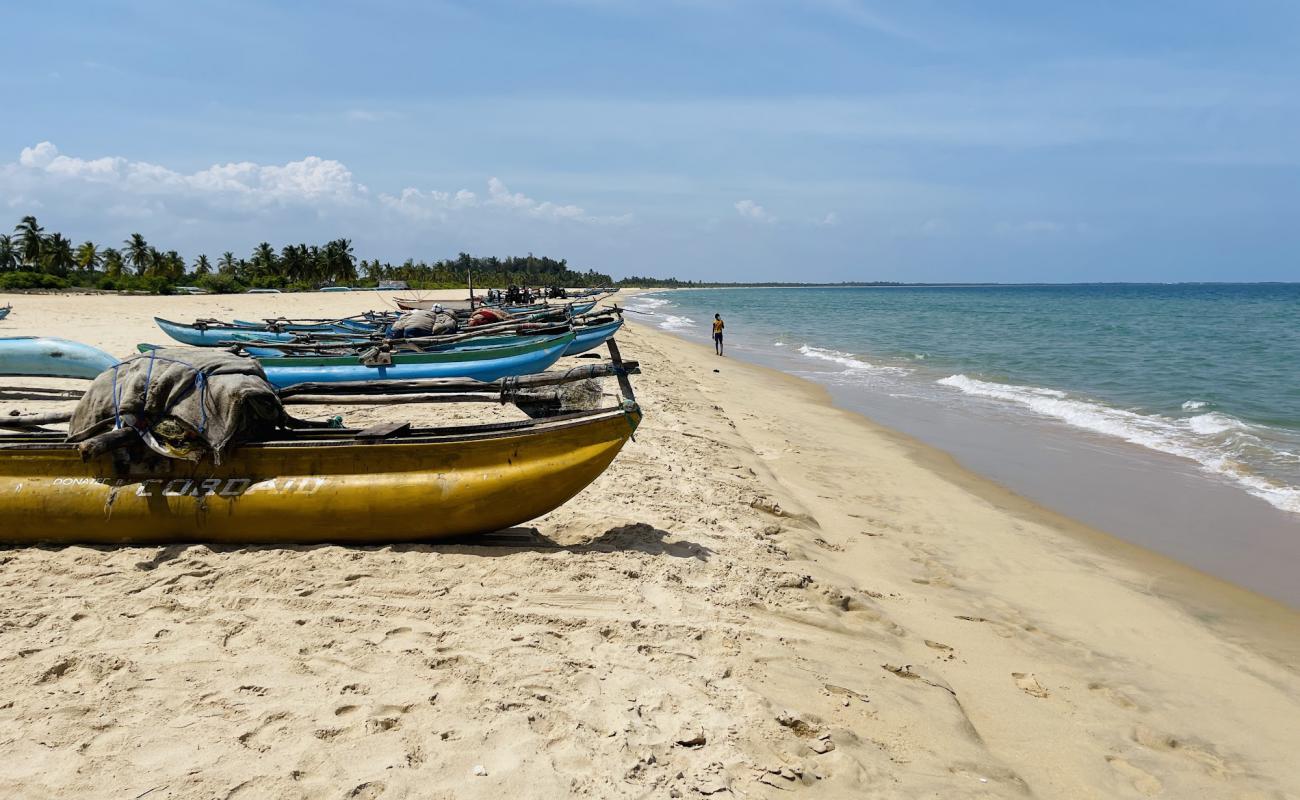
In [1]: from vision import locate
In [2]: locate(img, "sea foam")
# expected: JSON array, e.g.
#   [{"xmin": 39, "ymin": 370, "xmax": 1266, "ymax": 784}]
[
  {"xmin": 938, "ymin": 374, "xmax": 1300, "ymax": 514},
  {"xmin": 797, "ymin": 345, "xmax": 909, "ymax": 374}
]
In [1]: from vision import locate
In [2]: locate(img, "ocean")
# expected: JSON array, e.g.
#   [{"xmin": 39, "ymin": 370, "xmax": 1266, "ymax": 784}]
[{"xmin": 628, "ymin": 284, "xmax": 1300, "ymax": 518}]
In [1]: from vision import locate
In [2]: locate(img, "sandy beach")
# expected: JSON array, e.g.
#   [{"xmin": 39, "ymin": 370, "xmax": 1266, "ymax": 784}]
[{"xmin": 1, "ymin": 290, "xmax": 1298, "ymax": 799}]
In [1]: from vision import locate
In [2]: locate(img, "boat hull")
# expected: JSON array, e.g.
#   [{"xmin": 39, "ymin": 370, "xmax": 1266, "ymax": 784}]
[
  {"xmin": 565, "ymin": 318, "xmax": 624, "ymax": 356},
  {"xmin": 156, "ymin": 317, "xmax": 301, "ymax": 346},
  {"xmin": 0, "ymin": 336, "xmax": 119, "ymax": 379},
  {"xmin": 259, "ymin": 332, "xmax": 575, "ymax": 388},
  {"xmin": 0, "ymin": 408, "xmax": 639, "ymax": 544}
]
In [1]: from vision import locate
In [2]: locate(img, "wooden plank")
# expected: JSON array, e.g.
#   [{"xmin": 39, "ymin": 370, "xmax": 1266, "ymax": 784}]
[{"xmin": 355, "ymin": 421, "xmax": 412, "ymax": 440}]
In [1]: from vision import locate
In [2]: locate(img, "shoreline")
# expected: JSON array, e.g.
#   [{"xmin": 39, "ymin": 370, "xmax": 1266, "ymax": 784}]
[
  {"xmin": 629, "ymin": 288, "xmax": 1300, "ymax": 608},
  {"xmin": 624, "ymin": 313, "xmax": 1300, "ymax": 662},
  {"xmin": 621, "ymin": 313, "xmax": 1300, "ymax": 658},
  {"xmin": 1, "ymin": 290, "xmax": 1297, "ymax": 797}
]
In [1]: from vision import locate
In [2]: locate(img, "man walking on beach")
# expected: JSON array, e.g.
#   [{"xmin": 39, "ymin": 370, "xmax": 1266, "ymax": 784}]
[{"xmin": 712, "ymin": 313, "xmax": 725, "ymax": 356}]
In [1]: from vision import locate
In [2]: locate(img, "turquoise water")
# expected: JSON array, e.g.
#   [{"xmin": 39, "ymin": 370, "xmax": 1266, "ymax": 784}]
[{"xmin": 629, "ymin": 285, "xmax": 1300, "ymax": 514}]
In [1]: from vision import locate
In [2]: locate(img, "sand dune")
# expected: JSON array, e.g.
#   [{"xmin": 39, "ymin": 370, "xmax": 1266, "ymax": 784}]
[{"xmin": 0, "ymin": 291, "xmax": 1297, "ymax": 798}]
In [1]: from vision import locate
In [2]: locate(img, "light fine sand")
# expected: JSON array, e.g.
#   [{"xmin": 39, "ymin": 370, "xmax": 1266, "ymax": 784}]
[{"xmin": 0, "ymin": 291, "xmax": 1298, "ymax": 799}]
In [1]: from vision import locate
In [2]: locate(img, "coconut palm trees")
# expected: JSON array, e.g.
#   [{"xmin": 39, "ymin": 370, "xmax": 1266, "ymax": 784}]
[
  {"xmin": 102, "ymin": 248, "xmax": 124, "ymax": 278},
  {"xmin": 13, "ymin": 216, "xmax": 44, "ymax": 268},
  {"xmin": 193, "ymin": 254, "xmax": 211, "ymax": 275},
  {"xmin": 75, "ymin": 241, "xmax": 101, "ymax": 272},
  {"xmin": 0, "ymin": 234, "xmax": 16, "ymax": 272},
  {"xmin": 43, "ymin": 233, "xmax": 75, "ymax": 277},
  {"xmin": 218, "ymin": 251, "xmax": 237, "ymax": 275},
  {"xmin": 161, "ymin": 250, "xmax": 185, "ymax": 281},
  {"xmin": 124, "ymin": 233, "xmax": 150, "ymax": 275}
]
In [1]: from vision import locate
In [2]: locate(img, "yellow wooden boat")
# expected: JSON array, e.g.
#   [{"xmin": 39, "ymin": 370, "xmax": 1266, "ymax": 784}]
[{"xmin": 0, "ymin": 405, "xmax": 639, "ymax": 545}]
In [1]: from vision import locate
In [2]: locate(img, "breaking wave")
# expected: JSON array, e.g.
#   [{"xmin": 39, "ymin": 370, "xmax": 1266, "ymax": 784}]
[{"xmin": 937, "ymin": 374, "xmax": 1300, "ymax": 514}]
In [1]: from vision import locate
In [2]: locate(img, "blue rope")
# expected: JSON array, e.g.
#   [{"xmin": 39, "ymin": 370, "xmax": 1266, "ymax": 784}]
[{"xmin": 112, "ymin": 351, "xmax": 219, "ymax": 434}]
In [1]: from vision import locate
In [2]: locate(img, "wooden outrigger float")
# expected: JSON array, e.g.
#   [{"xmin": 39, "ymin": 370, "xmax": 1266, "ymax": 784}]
[{"xmin": 0, "ymin": 342, "xmax": 642, "ymax": 545}]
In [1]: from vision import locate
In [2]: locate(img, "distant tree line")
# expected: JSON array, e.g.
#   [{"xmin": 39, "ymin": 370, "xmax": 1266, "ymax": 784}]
[{"xmin": 0, "ymin": 215, "xmax": 615, "ymax": 294}]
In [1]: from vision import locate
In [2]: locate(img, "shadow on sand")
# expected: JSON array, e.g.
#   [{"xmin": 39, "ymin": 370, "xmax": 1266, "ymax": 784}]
[
  {"xmin": 413, "ymin": 521, "xmax": 714, "ymax": 562},
  {"xmin": 18, "ymin": 522, "xmax": 714, "ymax": 563}
]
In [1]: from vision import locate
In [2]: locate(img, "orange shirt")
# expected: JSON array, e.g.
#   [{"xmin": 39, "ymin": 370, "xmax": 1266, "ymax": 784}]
[{"xmin": 712, "ymin": 318, "xmax": 724, "ymax": 334}]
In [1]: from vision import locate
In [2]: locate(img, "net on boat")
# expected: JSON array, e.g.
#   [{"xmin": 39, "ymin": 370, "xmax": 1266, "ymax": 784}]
[{"xmin": 67, "ymin": 348, "xmax": 284, "ymax": 463}]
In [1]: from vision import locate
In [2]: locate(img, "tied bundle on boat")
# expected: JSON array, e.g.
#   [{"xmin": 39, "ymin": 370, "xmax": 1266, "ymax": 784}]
[{"xmin": 67, "ymin": 348, "xmax": 287, "ymax": 463}]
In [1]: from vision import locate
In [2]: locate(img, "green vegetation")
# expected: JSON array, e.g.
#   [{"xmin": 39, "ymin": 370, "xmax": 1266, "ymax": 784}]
[{"xmin": 1, "ymin": 214, "xmax": 616, "ymax": 295}]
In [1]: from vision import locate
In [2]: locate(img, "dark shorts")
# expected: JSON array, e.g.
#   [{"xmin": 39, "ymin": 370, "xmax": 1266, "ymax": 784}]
[{"xmin": 713, "ymin": 332, "xmax": 723, "ymax": 341}]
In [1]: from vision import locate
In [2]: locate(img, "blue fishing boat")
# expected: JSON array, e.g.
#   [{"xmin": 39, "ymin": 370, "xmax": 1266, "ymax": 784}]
[
  {"xmin": 565, "ymin": 316, "xmax": 624, "ymax": 356},
  {"xmin": 0, "ymin": 337, "xmax": 119, "ymax": 379},
  {"xmin": 0, "ymin": 305, "xmax": 10, "ymax": 321},
  {"xmin": 137, "ymin": 331, "xmax": 576, "ymax": 389},
  {"xmin": 155, "ymin": 317, "xmax": 303, "ymax": 346},
  {"xmin": 231, "ymin": 318, "xmax": 387, "ymax": 333},
  {"xmin": 232, "ymin": 315, "xmax": 620, "ymax": 360}
]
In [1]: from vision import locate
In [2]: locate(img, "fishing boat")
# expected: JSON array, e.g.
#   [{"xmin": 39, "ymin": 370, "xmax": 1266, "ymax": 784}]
[
  {"xmin": 395, "ymin": 297, "xmax": 601, "ymax": 316},
  {"xmin": 0, "ymin": 350, "xmax": 642, "ymax": 545},
  {"xmin": 156, "ymin": 317, "xmax": 304, "ymax": 346},
  {"xmin": 234, "ymin": 314, "xmax": 623, "ymax": 360},
  {"xmin": 140, "ymin": 330, "xmax": 577, "ymax": 389},
  {"xmin": 0, "ymin": 336, "xmax": 119, "ymax": 379},
  {"xmin": 0, "ymin": 304, "xmax": 11, "ymax": 321},
  {"xmin": 564, "ymin": 315, "xmax": 625, "ymax": 356},
  {"xmin": 155, "ymin": 316, "xmax": 393, "ymax": 346}
]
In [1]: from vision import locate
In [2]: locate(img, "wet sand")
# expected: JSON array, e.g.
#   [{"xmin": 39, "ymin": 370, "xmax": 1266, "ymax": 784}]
[{"xmin": 0, "ymin": 290, "xmax": 1297, "ymax": 798}]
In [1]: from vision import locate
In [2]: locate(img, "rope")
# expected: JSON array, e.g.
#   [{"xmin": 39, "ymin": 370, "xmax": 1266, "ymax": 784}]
[
  {"xmin": 110, "ymin": 351, "xmax": 217, "ymax": 433},
  {"xmin": 499, "ymin": 375, "xmax": 519, "ymax": 405}
]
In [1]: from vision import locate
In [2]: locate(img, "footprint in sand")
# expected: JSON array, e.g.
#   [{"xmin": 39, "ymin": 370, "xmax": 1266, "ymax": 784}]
[
  {"xmin": 1106, "ymin": 756, "xmax": 1163, "ymax": 796},
  {"xmin": 1132, "ymin": 725, "xmax": 1240, "ymax": 780},
  {"xmin": 1011, "ymin": 672, "xmax": 1050, "ymax": 698},
  {"xmin": 1088, "ymin": 681, "xmax": 1139, "ymax": 710}
]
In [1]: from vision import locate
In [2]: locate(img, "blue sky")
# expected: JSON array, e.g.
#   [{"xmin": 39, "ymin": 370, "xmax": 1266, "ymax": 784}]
[{"xmin": 3, "ymin": 0, "xmax": 1298, "ymax": 282}]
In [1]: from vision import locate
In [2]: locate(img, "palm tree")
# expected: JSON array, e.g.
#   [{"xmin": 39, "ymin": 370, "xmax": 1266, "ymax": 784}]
[
  {"xmin": 162, "ymin": 250, "xmax": 185, "ymax": 281},
  {"xmin": 75, "ymin": 241, "xmax": 101, "ymax": 272},
  {"xmin": 218, "ymin": 251, "xmax": 237, "ymax": 275},
  {"xmin": 326, "ymin": 238, "xmax": 357, "ymax": 283},
  {"xmin": 43, "ymin": 233, "xmax": 75, "ymax": 277},
  {"xmin": 102, "ymin": 248, "xmax": 124, "ymax": 278},
  {"xmin": 0, "ymin": 234, "xmax": 16, "ymax": 272},
  {"xmin": 252, "ymin": 242, "xmax": 276, "ymax": 270},
  {"xmin": 124, "ymin": 233, "xmax": 150, "ymax": 275},
  {"xmin": 145, "ymin": 247, "xmax": 163, "ymax": 277},
  {"xmin": 13, "ymin": 216, "xmax": 44, "ymax": 268},
  {"xmin": 193, "ymin": 254, "xmax": 211, "ymax": 275}
]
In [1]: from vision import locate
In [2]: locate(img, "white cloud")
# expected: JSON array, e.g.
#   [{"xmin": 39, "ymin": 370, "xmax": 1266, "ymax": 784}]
[
  {"xmin": 5, "ymin": 142, "xmax": 630, "ymax": 229},
  {"xmin": 378, "ymin": 186, "xmax": 480, "ymax": 221},
  {"xmin": 12, "ymin": 141, "xmax": 367, "ymax": 208},
  {"xmin": 486, "ymin": 176, "xmax": 631, "ymax": 224},
  {"xmin": 19, "ymin": 142, "xmax": 60, "ymax": 168},
  {"xmin": 816, "ymin": 211, "xmax": 840, "ymax": 227},
  {"xmin": 735, "ymin": 199, "xmax": 775, "ymax": 223}
]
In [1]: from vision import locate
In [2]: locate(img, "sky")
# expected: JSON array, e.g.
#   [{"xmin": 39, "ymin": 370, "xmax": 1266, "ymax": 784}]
[{"xmin": 2, "ymin": 0, "xmax": 1298, "ymax": 282}]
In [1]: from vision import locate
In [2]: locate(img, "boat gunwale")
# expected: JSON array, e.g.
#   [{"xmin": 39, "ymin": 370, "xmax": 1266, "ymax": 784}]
[
  {"xmin": 258, "ymin": 330, "xmax": 576, "ymax": 367},
  {"xmin": 0, "ymin": 404, "xmax": 640, "ymax": 453}
]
